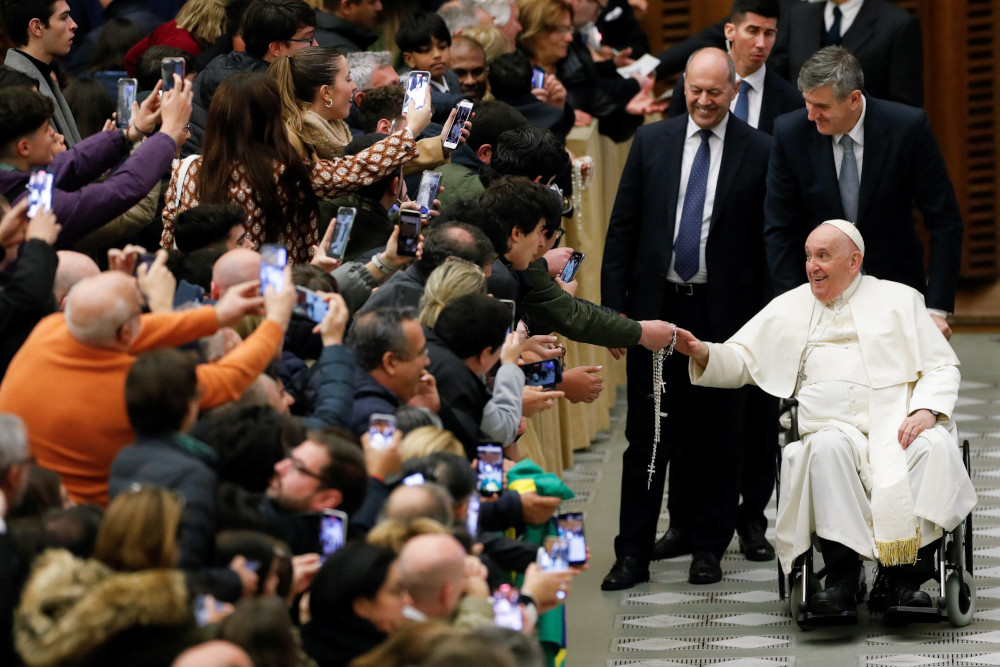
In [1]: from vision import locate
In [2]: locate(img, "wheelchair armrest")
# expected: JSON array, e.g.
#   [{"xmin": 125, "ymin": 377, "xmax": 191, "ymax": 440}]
[{"xmin": 779, "ymin": 397, "xmax": 799, "ymax": 444}]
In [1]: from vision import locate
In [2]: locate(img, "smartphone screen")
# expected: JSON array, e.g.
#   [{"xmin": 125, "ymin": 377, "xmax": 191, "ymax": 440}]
[
  {"xmin": 559, "ymin": 252, "xmax": 585, "ymax": 283},
  {"xmin": 132, "ymin": 252, "xmax": 157, "ymax": 277},
  {"xmin": 293, "ymin": 286, "xmax": 329, "ymax": 322},
  {"xmin": 477, "ymin": 444, "xmax": 503, "ymax": 495},
  {"xmin": 537, "ymin": 535, "xmax": 570, "ymax": 572},
  {"xmin": 328, "ymin": 206, "xmax": 356, "ymax": 260},
  {"xmin": 522, "ymin": 359, "xmax": 562, "ymax": 389},
  {"xmin": 319, "ymin": 510, "xmax": 347, "ymax": 562},
  {"xmin": 116, "ymin": 78, "xmax": 137, "ymax": 129},
  {"xmin": 492, "ymin": 584, "xmax": 523, "ymax": 630},
  {"xmin": 26, "ymin": 168, "xmax": 53, "ymax": 219},
  {"xmin": 192, "ymin": 594, "xmax": 226, "ymax": 627},
  {"xmin": 443, "ymin": 100, "xmax": 473, "ymax": 149},
  {"xmin": 557, "ymin": 512, "xmax": 587, "ymax": 566},
  {"xmin": 161, "ymin": 57, "xmax": 185, "ymax": 91},
  {"xmin": 259, "ymin": 244, "xmax": 287, "ymax": 296},
  {"xmin": 368, "ymin": 413, "xmax": 396, "ymax": 450},
  {"xmin": 531, "ymin": 66, "xmax": 545, "ymax": 90},
  {"xmin": 465, "ymin": 493, "xmax": 480, "ymax": 537},
  {"xmin": 403, "ymin": 70, "xmax": 430, "ymax": 115},
  {"xmin": 396, "ymin": 210, "xmax": 421, "ymax": 257},
  {"xmin": 415, "ymin": 171, "xmax": 441, "ymax": 216},
  {"xmin": 498, "ymin": 298, "xmax": 516, "ymax": 333}
]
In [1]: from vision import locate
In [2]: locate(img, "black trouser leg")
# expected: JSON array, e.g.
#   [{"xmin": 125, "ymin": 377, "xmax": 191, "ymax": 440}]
[{"xmin": 737, "ymin": 388, "xmax": 778, "ymax": 535}]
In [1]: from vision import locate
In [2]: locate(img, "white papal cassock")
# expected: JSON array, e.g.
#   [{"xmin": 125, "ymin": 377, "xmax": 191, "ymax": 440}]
[{"xmin": 689, "ymin": 275, "xmax": 977, "ymax": 573}]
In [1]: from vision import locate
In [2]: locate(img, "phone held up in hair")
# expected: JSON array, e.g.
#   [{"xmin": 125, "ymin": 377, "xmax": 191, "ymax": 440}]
[
  {"xmin": 521, "ymin": 358, "xmax": 562, "ymax": 389},
  {"xmin": 26, "ymin": 167, "xmax": 53, "ymax": 219},
  {"xmin": 537, "ymin": 534, "xmax": 570, "ymax": 572},
  {"xmin": 368, "ymin": 413, "xmax": 396, "ymax": 450},
  {"xmin": 116, "ymin": 78, "xmax": 137, "ymax": 129},
  {"xmin": 415, "ymin": 171, "xmax": 442, "ymax": 218},
  {"xmin": 396, "ymin": 209, "xmax": 421, "ymax": 257},
  {"xmin": 328, "ymin": 206, "xmax": 356, "ymax": 261},
  {"xmin": 476, "ymin": 443, "xmax": 503, "ymax": 495},
  {"xmin": 402, "ymin": 70, "xmax": 430, "ymax": 115},
  {"xmin": 531, "ymin": 66, "xmax": 545, "ymax": 90},
  {"xmin": 498, "ymin": 298, "xmax": 516, "ymax": 334},
  {"xmin": 559, "ymin": 251, "xmax": 585, "ymax": 283},
  {"xmin": 442, "ymin": 99, "xmax": 473, "ymax": 150},
  {"xmin": 492, "ymin": 584, "xmax": 523, "ymax": 631},
  {"xmin": 319, "ymin": 509, "xmax": 348, "ymax": 562},
  {"xmin": 556, "ymin": 511, "xmax": 587, "ymax": 566},
  {"xmin": 259, "ymin": 244, "xmax": 287, "ymax": 296},
  {"xmin": 293, "ymin": 286, "xmax": 329, "ymax": 323},
  {"xmin": 161, "ymin": 57, "xmax": 185, "ymax": 91}
]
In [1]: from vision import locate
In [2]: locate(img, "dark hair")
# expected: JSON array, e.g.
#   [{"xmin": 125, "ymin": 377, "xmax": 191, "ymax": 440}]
[
  {"xmin": 218, "ymin": 596, "xmax": 298, "ymax": 667},
  {"xmin": 166, "ymin": 246, "xmax": 224, "ymax": 291},
  {"xmin": 215, "ymin": 530, "xmax": 281, "ymax": 594},
  {"xmin": 88, "ymin": 17, "xmax": 144, "ymax": 73},
  {"xmin": 9, "ymin": 466, "xmax": 64, "ymax": 520},
  {"xmin": 357, "ymin": 83, "xmax": 404, "ymax": 134},
  {"xmin": 730, "ymin": 0, "xmax": 780, "ymax": 23},
  {"xmin": 479, "ymin": 176, "xmax": 551, "ymax": 240},
  {"xmin": 292, "ymin": 263, "xmax": 338, "ymax": 292},
  {"xmin": 0, "ymin": 65, "xmax": 37, "ymax": 91},
  {"xmin": 470, "ymin": 627, "xmax": 544, "ymax": 667},
  {"xmin": 199, "ymin": 72, "xmax": 318, "ymax": 247},
  {"xmin": 0, "ymin": 86, "xmax": 53, "ymax": 154},
  {"xmin": 434, "ymin": 293, "xmax": 508, "ymax": 359},
  {"xmin": 419, "ymin": 222, "xmax": 495, "ymax": 276},
  {"xmin": 201, "ymin": 404, "xmax": 287, "ymax": 493},
  {"xmin": 394, "ymin": 406, "xmax": 442, "ymax": 433},
  {"xmin": 436, "ymin": 200, "xmax": 506, "ymax": 256},
  {"xmin": 487, "ymin": 52, "xmax": 532, "ymax": 99},
  {"xmin": 402, "ymin": 452, "xmax": 475, "ymax": 503},
  {"xmin": 463, "ymin": 99, "xmax": 527, "ymax": 152},
  {"xmin": 342, "ymin": 132, "xmax": 398, "ymax": 200},
  {"xmin": 126, "ymin": 349, "xmax": 200, "ymax": 435},
  {"xmin": 309, "ymin": 428, "xmax": 368, "ymax": 515},
  {"xmin": 39, "ymin": 505, "xmax": 104, "ymax": 558},
  {"xmin": 64, "ymin": 78, "xmax": 114, "ymax": 139},
  {"xmin": 348, "ymin": 307, "xmax": 414, "ymax": 370},
  {"xmin": 175, "ymin": 204, "xmax": 246, "ymax": 253},
  {"xmin": 395, "ymin": 11, "xmax": 451, "ymax": 53},
  {"xmin": 309, "ymin": 541, "xmax": 397, "ymax": 622},
  {"xmin": 226, "ymin": 0, "xmax": 255, "ymax": 38},
  {"xmin": 1, "ymin": 0, "xmax": 58, "ymax": 47},
  {"xmin": 487, "ymin": 125, "xmax": 569, "ymax": 183},
  {"xmin": 136, "ymin": 46, "xmax": 198, "ymax": 91},
  {"xmin": 242, "ymin": 0, "xmax": 316, "ymax": 59}
]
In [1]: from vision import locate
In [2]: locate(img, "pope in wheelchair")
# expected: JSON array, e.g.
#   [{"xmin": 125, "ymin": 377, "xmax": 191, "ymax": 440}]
[{"xmin": 669, "ymin": 221, "xmax": 977, "ymax": 623}]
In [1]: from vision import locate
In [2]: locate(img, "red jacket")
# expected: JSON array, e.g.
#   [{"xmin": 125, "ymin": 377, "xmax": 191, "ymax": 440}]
[{"xmin": 124, "ymin": 20, "xmax": 201, "ymax": 77}]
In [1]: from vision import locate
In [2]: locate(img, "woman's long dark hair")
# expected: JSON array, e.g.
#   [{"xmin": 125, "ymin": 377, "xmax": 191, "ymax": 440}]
[{"xmin": 199, "ymin": 72, "xmax": 318, "ymax": 243}]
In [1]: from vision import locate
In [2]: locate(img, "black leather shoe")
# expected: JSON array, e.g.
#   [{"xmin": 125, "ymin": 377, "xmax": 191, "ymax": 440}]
[
  {"xmin": 688, "ymin": 552, "xmax": 722, "ymax": 584},
  {"xmin": 809, "ymin": 582, "xmax": 860, "ymax": 614},
  {"xmin": 601, "ymin": 556, "xmax": 650, "ymax": 591},
  {"xmin": 885, "ymin": 584, "xmax": 932, "ymax": 608},
  {"xmin": 652, "ymin": 528, "xmax": 692, "ymax": 560},
  {"xmin": 737, "ymin": 525, "xmax": 775, "ymax": 562}
]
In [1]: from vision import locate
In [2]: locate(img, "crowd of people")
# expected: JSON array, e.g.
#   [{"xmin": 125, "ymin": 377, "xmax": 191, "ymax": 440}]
[{"xmin": 0, "ymin": 0, "xmax": 976, "ymax": 663}]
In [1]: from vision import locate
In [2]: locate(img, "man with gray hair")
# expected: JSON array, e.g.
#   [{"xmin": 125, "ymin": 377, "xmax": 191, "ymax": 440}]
[
  {"xmin": 438, "ymin": 0, "xmax": 492, "ymax": 36},
  {"xmin": 315, "ymin": 0, "xmax": 382, "ymax": 53},
  {"xmin": 764, "ymin": 46, "xmax": 963, "ymax": 340},
  {"xmin": 345, "ymin": 51, "xmax": 399, "ymax": 109}
]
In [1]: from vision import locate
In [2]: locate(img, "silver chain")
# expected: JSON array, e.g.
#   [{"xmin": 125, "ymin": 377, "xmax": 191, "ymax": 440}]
[{"xmin": 647, "ymin": 326, "xmax": 678, "ymax": 489}]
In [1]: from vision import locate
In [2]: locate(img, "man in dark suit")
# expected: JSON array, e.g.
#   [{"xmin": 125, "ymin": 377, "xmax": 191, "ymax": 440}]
[
  {"xmin": 765, "ymin": 46, "xmax": 961, "ymax": 338},
  {"xmin": 668, "ymin": 0, "xmax": 803, "ymax": 136},
  {"xmin": 770, "ymin": 0, "xmax": 923, "ymax": 107},
  {"xmin": 601, "ymin": 47, "xmax": 773, "ymax": 589}
]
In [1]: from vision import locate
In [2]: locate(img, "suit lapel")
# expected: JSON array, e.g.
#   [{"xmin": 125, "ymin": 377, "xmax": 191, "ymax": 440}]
[
  {"xmin": 841, "ymin": 0, "xmax": 878, "ymax": 51},
  {"xmin": 711, "ymin": 115, "xmax": 748, "ymax": 236},
  {"xmin": 758, "ymin": 70, "xmax": 779, "ymax": 133},
  {"xmin": 857, "ymin": 96, "xmax": 888, "ymax": 223},
  {"xmin": 809, "ymin": 124, "xmax": 844, "ymax": 217},
  {"xmin": 661, "ymin": 120, "xmax": 686, "ymax": 244}
]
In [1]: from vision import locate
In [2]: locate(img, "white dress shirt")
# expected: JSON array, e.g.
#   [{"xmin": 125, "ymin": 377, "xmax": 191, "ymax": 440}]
[
  {"xmin": 668, "ymin": 113, "xmax": 729, "ymax": 284},
  {"xmin": 831, "ymin": 95, "xmax": 866, "ymax": 184},
  {"xmin": 824, "ymin": 0, "xmax": 864, "ymax": 36},
  {"xmin": 731, "ymin": 64, "xmax": 767, "ymax": 130}
]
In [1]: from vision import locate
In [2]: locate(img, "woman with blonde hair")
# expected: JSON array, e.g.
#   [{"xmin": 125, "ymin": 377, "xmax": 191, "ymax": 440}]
[
  {"xmin": 124, "ymin": 0, "xmax": 228, "ymax": 75},
  {"xmin": 418, "ymin": 258, "xmax": 487, "ymax": 328},
  {"xmin": 94, "ymin": 485, "xmax": 184, "ymax": 572},
  {"xmin": 400, "ymin": 426, "xmax": 466, "ymax": 460},
  {"xmin": 463, "ymin": 24, "xmax": 514, "ymax": 64},
  {"xmin": 366, "ymin": 517, "xmax": 451, "ymax": 554}
]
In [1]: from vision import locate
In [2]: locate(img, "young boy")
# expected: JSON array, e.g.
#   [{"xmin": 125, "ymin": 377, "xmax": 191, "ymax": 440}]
[{"xmin": 396, "ymin": 11, "xmax": 464, "ymax": 121}]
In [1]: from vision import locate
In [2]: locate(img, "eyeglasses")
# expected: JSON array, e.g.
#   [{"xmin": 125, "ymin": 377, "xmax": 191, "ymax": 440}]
[
  {"xmin": 287, "ymin": 35, "xmax": 315, "ymax": 45},
  {"xmin": 289, "ymin": 457, "xmax": 325, "ymax": 482},
  {"xmin": 545, "ymin": 227, "xmax": 566, "ymax": 242}
]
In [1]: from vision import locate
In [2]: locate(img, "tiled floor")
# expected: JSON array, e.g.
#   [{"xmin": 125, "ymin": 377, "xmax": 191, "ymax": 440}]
[{"xmin": 563, "ymin": 333, "xmax": 1000, "ymax": 667}]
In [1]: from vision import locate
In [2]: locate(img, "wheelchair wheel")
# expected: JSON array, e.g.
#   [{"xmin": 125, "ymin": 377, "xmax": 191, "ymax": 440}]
[{"xmin": 945, "ymin": 570, "xmax": 976, "ymax": 627}]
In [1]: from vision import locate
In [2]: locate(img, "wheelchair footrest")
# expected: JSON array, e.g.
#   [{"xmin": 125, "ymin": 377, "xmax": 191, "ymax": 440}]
[
  {"xmin": 797, "ymin": 608, "xmax": 859, "ymax": 628},
  {"xmin": 882, "ymin": 605, "xmax": 944, "ymax": 627}
]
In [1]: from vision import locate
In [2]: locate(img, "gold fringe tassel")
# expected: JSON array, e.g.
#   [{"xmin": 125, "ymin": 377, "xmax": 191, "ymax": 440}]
[{"xmin": 875, "ymin": 526, "xmax": 922, "ymax": 566}]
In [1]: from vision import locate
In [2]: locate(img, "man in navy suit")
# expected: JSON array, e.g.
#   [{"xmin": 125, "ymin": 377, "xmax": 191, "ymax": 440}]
[
  {"xmin": 770, "ymin": 0, "xmax": 923, "ymax": 108},
  {"xmin": 765, "ymin": 46, "xmax": 961, "ymax": 338},
  {"xmin": 668, "ymin": 0, "xmax": 803, "ymax": 136},
  {"xmin": 601, "ymin": 47, "xmax": 772, "ymax": 589}
]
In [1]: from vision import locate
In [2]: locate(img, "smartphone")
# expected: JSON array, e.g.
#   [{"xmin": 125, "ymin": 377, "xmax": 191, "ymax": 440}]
[
  {"xmin": 402, "ymin": 70, "xmax": 430, "ymax": 115},
  {"xmin": 537, "ymin": 535, "xmax": 570, "ymax": 572},
  {"xmin": 498, "ymin": 298, "xmax": 516, "ymax": 333},
  {"xmin": 476, "ymin": 443, "xmax": 504, "ymax": 495},
  {"xmin": 465, "ymin": 492, "xmax": 480, "ymax": 537},
  {"xmin": 560, "ymin": 251, "xmax": 585, "ymax": 283},
  {"xmin": 521, "ymin": 358, "xmax": 563, "ymax": 389},
  {"xmin": 319, "ymin": 509, "xmax": 348, "ymax": 563},
  {"xmin": 328, "ymin": 206, "xmax": 356, "ymax": 260},
  {"xmin": 557, "ymin": 511, "xmax": 587, "ymax": 566},
  {"xmin": 443, "ymin": 99, "xmax": 473, "ymax": 150},
  {"xmin": 259, "ymin": 244, "xmax": 287, "ymax": 296},
  {"xmin": 368, "ymin": 413, "xmax": 396, "ymax": 450},
  {"xmin": 161, "ymin": 56, "xmax": 185, "ymax": 91},
  {"xmin": 26, "ymin": 167, "xmax": 53, "ymax": 219},
  {"xmin": 132, "ymin": 252, "xmax": 157, "ymax": 277},
  {"xmin": 293, "ymin": 286, "xmax": 329, "ymax": 322},
  {"xmin": 116, "ymin": 77, "xmax": 137, "ymax": 129},
  {"xmin": 492, "ymin": 584, "xmax": 523, "ymax": 631},
  {"xmin": 415, "ymin": 171, "xmax": 442, "ymax": 217},
  {"xmin": 396, "ymin": 209, "xmax": 421, "ymax": 257},
  {"xmin": 244, "ymin": 560, "xmax": 261, "ymax": 573},
  {"xmin": 531, "ymin": 66, "xmax": 545, "ymax": 90},
  {"xmin": 192, "ymin": 594, "xmax": 227, "ymax": 627}
]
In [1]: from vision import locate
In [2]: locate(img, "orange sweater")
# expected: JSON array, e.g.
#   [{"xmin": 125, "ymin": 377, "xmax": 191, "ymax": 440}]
[{"xmin": 0, "ymin": 308, "xmax": 285, "ymax": 506}]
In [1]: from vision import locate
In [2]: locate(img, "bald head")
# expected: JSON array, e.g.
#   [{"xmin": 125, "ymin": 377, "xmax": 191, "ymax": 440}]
[
  {"xmin": 382, "ymin": 483, "xmax": 454, "ymax": 526},
  {"xmin": 171, "ymin": 641, "xmax": 253, "ymax": 667},
  {"xmin": 64, "ymin": 272, "xmax": 143, "ymax": 348},
  {"xmin": 54, "ymin": 252, "xmax": 100, "ymax": 308},
  {"xmin": 397, "ymin": 533, "xmax": 466, "ymax": 616},
  {"xmin": 212, "ymin": 249, "xmax": 261, "ymax": 298},
  {"xmin": 684, "ymin": 47, "xmax": 737, "ymax": 130}
]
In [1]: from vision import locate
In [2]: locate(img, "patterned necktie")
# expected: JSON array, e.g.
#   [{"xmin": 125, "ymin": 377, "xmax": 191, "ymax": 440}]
[
  {"xmin": 838, "ymin": 134, "xmax": 859, "ymax": 223},
  {"xmin": 733, "ymin": 79, "xmax": 752, "ymax": 122},
  {"xmin": 825, "ymin": 5, "xmax": 843, "ymax": 46},
  {"xmin": 674, "ymin": 129, "xmax": 711, "ymax": 281}
]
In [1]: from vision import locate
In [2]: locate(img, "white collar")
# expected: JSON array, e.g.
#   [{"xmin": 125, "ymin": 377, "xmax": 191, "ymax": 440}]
[
  {"xmin": 685, "ymin": 111, "xmax": 730, "ymax": 142},
  {"xmin": 736, "ymin": 63, "xmax": 766, "ymax": 93},
  {"xmin": 832, "ymin": 95, "xmax": 866, "ymax": 147}
]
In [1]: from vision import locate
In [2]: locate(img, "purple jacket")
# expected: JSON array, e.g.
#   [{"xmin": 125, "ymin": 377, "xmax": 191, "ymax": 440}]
[{"xmin": 0, "ymin": 130, "xmax": 177, "ymax": 248}]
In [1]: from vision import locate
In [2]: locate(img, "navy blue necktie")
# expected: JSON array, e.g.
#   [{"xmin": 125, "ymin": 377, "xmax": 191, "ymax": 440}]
[
  {"xmin": 825, "ymin": 5, "xmax": 842, "ymax": 46},
  {"xmin": 674, "ymin": 129, "xmax": 711, "ymax": 282},
  {"xmin": 733, "ymin": 79, "xmax": 751, "ymax": 122}
]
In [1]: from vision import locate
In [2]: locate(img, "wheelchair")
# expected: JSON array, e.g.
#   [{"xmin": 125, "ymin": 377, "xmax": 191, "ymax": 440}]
[{"xmin": 775, "ymin": 399, "xmax": 976, "ymax": 630}]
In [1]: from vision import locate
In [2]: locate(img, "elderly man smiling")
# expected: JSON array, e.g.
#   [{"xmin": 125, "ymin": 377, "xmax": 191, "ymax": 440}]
[{"xmin": 673, "ymin": 221, "xmax": 976, "ymax": 618}]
